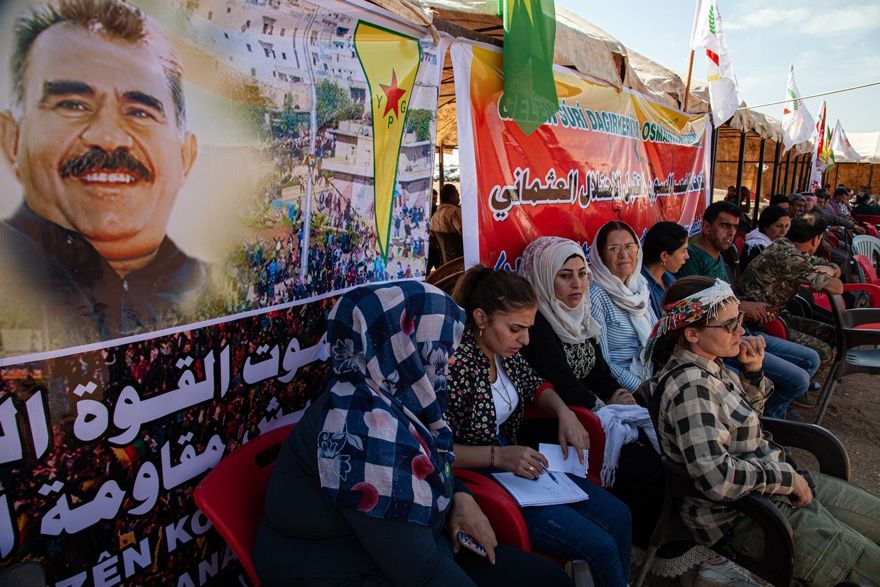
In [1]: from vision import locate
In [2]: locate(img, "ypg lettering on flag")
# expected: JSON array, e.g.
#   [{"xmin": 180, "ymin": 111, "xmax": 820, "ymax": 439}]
[{"xmin": 354, "ymin": 22, "xmax": 421, "ymax": 258}]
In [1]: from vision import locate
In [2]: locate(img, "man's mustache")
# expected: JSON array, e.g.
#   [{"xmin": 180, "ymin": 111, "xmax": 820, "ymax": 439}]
[{"xmin": 59, "ymin": 147, "xmax": 153, "ymax": 182}]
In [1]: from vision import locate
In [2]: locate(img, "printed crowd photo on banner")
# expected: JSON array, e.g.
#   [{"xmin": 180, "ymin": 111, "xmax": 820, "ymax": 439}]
[
  {"xmin": 451, "ymin": 41, "xmax": 712, "ymax": 270},
  {"xmin": 0, "ymin": 0, "xmax": 442, "ymax": 583}
]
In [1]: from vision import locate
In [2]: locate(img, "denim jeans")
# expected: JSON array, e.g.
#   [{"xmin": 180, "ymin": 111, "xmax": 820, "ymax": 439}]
[
  {"xmin": 729, "ymin": 473, "xmax": 880, "ymax": 586},
  {"xmin": 725, "ymin": 333, "xmax": 820, "ymax": 418},
  {"xmin": 519, "ymin": 474, "xmax": 632, "ymax": 587}
]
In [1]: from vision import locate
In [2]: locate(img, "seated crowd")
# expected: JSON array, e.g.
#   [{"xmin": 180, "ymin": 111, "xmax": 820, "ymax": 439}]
[{"xmin": 255, "ymin": 190, "xmax": 880, "ymax": 586}]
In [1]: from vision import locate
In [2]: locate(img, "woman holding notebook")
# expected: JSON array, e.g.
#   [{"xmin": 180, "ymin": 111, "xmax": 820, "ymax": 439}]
[{"xmin": 446, "ymin": 266, "xmax": 632, "ymax": 587}]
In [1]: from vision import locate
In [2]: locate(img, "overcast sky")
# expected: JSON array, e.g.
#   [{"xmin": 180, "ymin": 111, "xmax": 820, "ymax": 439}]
[{"xmin": 558, "ymin": 0, "xmax": 880, "ymax": 133}]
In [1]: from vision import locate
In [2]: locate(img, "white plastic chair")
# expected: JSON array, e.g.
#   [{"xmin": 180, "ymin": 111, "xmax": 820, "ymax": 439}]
[{"xmin": 852, "ymin": 235, "xmax": 880, "ymax": 266}]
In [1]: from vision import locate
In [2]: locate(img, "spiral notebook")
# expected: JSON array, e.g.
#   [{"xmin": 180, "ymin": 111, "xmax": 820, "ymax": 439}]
[{"xmin": 491, "ymin": 471, "xmax": 589, "ymax": 507}]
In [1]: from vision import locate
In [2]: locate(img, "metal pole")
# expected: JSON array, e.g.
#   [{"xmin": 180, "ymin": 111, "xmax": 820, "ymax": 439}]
[
  {"xmin": 789, "ymin": 154, "xmax": 801, "ymax": 193},
  {"xmin": 781, "ymin": 150, "xmax": 791, "ymax": 195},
  {"xmin": 753, "ymin": 138, "xmax": 766, "ymax": 225},
  {"xmin": 769, "ymin": 141, "xmax": 781, "ymax": 196},
  {"xmin": 438, "ymin": 146, "xmax": 445, "ymax": 189},
  {"xmin": 734, "ymin": 130, "xmax": 747, "ymax": 199},
  {"xmin": 710, "ymin": 126, "xmax": 720, "ymax": 201},
  {"xmin": 869, "ymin": 162, "xmax": 875, "ymax": 192},
  {"xmin": 683, "ymin": 50, "xmax": 695, "ymax": 112},
  {"xmin": 801, "ymin": 156, "xmax": 813, "ymax": 192},
  {"xmin": 800, "ymin": 154, "xmax": 811, "ymax": 191}
]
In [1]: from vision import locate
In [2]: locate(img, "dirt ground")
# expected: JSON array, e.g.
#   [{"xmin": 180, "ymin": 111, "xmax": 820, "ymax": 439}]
[{"xmin": 802, "ymin": 372, "xmax": 880, "ymax": 493}]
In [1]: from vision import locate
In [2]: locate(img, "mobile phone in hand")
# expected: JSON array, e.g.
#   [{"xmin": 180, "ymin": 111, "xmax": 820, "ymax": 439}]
[{"xmin": 458, "ymin": 531, "xmax": 487, "ymax": 557}]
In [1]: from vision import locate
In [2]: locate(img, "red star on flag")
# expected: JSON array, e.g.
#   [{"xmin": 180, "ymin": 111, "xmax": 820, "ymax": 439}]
[{"xmin": 380, "ymin": 70, "xmax": 407, "ymax": 118}]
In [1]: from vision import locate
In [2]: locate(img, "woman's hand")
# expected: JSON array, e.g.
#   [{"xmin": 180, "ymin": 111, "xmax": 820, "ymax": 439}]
[
  {"xmin": 448, "ymin": 492, "xmax": 497, "ymax": 564},
  {"xmin": 738, "ymin": 335, "xmax": 766, "ymax": 372},
  {"xmin": 790, "ymin": 473, "xmax": 814, "ymax": 508},
  {"xmin": 608, "ymin": 388, "xmax": 636, "ymax": 405},
  {"xmin": 496, "ymin": 446, "xmax": 548, "ymax": 479},
  {"xmin": 557, "ymin": 409, "xmax": 589, "ymax": 463}
]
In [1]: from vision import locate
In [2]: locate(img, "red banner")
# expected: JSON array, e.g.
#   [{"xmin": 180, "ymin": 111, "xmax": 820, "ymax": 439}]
[{"xmin": 451, "ymin": 42, "xmax": 711, "ymax": 269}]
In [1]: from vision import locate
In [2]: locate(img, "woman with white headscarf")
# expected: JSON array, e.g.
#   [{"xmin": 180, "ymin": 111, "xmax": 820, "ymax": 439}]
[
  {"xmin": 588, "ymin": 221, "xmax": 657, "ymax": 393},
  {"xmin": 518, "ymin": 236, "xmax": 631, "ymax": 410},
  {"xmin": 518, "ymin": 237, "xmax": 663, "ymax": 550}
]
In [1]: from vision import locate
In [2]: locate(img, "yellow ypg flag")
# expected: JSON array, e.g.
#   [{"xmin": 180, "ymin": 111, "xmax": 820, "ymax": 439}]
[{"xmin": 354, "ymin": 22, "xmax": 420, "ymax": 258}]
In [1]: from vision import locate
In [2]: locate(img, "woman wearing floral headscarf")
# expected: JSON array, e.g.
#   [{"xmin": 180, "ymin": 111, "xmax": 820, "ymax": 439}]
[
  {"xmin": 255, "ymin": 282, "xmax": 570, "ymax": 586},
  {"xmin": 645, "ymin": 276, "xmax": 880, "ymax": 586}
]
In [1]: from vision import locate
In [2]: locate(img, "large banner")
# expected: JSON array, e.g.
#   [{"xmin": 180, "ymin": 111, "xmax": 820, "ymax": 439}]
[
  {"xmin": 0, "ymin": 0, "xmax": 441, "ymax": 583},
  {"xmin": 0, "ymin": 0, "xmax": 441, "ymax": 358},
  {"xmin": 452, "ymin": 42, "xmax": 712, "ymax": 270}
]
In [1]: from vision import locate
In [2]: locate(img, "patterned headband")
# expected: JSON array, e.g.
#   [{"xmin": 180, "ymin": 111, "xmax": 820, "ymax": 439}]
[{"xmin": 642, "ymin": 279, "xmax": 739, "ymax": 368}]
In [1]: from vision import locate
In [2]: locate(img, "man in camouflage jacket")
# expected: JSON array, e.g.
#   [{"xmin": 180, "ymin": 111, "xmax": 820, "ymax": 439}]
[{"xmin": 739, "ymin": 213, "xmax": 843, "ymax": 362}]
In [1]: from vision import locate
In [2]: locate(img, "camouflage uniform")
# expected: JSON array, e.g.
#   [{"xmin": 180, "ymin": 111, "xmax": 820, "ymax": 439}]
[{"xmin": 738, "ymin": 238, "xmax": 837, "ymax": 362}]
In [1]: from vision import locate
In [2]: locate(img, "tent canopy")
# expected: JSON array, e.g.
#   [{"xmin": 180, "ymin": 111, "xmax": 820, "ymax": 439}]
[
  {"xmin": 846, "ymin": 132, "xmax": 880, "ymax": 164},
  {"xmin": 370, "ymin": 0, "xmax": 808, "ymax": 149}
]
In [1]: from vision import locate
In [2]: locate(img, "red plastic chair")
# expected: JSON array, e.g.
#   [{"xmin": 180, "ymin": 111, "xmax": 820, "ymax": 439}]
[
  {"xmin": 762, "ymin": 318, "xmax": 788, "ymax": 340},
  {"xmin": 811, "ymin": 283, "xmax": 880, "ymax": 315},
  {"xmin": 522, "ymin": 404, "xmax": 605, "ymax": 485},
  {"xmin": 854, "ymin": 254, "xmax": 880, "ymax": 286},
  {"xmin": 733, "ymin": 233, "xmax": 745, "ymax": 256},
  {"xmin": 455, "ymin": 405, "xmax": 604, "ymax": 557},
  {"xmin": 193, "ymin": 424, "xmax": 294, "ymax": 586},
  {"xmin": 854, "ymin": 214, "xmax": 880, "ymax": 227},
  {"xmin": 454, "ymin": 469, "xmax": 534, "ymax": 550}
]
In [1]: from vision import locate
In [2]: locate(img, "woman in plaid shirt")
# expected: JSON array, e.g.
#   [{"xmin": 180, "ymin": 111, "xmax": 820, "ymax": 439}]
[{"xmin": 645, "ymin": 276, "xmax": 880, "ymax": 586}]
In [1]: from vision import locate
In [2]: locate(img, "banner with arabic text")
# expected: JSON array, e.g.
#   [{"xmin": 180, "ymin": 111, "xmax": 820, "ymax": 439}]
[{"xmin": 452, "ymin": 42, "xmax": 711, "ymax": 269}]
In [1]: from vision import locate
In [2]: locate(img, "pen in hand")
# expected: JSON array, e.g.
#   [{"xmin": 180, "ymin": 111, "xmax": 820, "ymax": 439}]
[{"xmin": 542, "ymin": 465, "xmax": 560, "ymax": 484}]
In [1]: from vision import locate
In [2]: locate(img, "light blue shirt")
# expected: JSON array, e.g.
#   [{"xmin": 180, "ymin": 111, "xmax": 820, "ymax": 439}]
[{"xmin": 589, "ymin": 283, "xmax": 658, "ymax": 392}]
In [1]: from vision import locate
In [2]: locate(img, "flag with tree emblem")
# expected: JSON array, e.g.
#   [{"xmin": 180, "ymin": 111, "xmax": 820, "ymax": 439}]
[
  {"xmin": 781, "ymin": 65, "xmax": 814, "ymax": 152},
  {"xmin": 689, "ymin": 0, "xmax": 741, "ymax": 125},
  {"xmin": 501, "ymin": 0, "xmax": 559, "ymax": 135}
]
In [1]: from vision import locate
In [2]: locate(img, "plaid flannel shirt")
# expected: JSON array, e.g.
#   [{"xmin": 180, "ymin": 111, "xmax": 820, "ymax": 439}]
[{"xmin": 654, "ymin": 348, "xmax": 797, "ymax": 545}]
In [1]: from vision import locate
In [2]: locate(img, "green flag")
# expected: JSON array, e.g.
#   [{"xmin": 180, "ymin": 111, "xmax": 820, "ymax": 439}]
[{"xmin": 500, "ymin": 0, "xmax": 559, "ymax": 135}]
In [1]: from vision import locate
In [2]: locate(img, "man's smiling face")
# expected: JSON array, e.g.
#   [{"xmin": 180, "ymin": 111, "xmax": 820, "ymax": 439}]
[{"xmin": 2, "ymin": 23, "xmax": 196, "ymax": 261}]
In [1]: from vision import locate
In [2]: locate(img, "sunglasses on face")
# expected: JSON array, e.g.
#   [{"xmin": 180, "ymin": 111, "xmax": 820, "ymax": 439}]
[{"xmin": 703, "ymin": 312, "xmax": 745, "ymax": 334}]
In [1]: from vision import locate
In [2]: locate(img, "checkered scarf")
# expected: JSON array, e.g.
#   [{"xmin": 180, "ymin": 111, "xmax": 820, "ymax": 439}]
[{"xmin": 318, "ymin": 282, "xmax": 466, "ymax": 525}]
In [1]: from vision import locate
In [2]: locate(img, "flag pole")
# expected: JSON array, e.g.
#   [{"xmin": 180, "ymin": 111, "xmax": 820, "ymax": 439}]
[{"xmin": 683, "ymin": 49, "xmax": 695, "ymax": 112}]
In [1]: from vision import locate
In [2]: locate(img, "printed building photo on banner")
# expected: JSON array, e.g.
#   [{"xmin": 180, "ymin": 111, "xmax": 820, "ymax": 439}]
[
  {"xmin": 0, "ymin": 0, "xmax": 441, "ymax": 358},
  {"xmin": 0, "ymin": 0, "xmax": 440, "ymax": 583}
]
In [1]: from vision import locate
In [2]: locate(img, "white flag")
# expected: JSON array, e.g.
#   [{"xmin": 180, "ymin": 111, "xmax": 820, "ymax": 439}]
[
  {"xmin": 781, "ymin": 65, "xmax": 814, "ymax": 152},
  {"xmin": 808, "ymin": 101, "xmax": 828, "ymax": 191},
  {"xmin": 689, "ymin": 0, "xmax": 741, "ymax": 125},
  {"xmin": 830, "ymin": 119, "xmax": 862, "ymax": 162}
]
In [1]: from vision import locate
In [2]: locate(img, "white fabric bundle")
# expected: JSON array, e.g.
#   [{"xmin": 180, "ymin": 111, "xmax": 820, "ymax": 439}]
[{"xmin": 595, "ymin": 404, "xmax": 659, "ymax": 488}]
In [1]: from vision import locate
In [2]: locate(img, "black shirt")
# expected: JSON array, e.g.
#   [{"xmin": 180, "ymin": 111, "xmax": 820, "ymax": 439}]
[
  {"xmin": 3, "ymin": 205, "xmax": 209, "ymax": 342},
  {"xmin": 520, "ymin": 312, "xmax": 619, "ymax": 409}
]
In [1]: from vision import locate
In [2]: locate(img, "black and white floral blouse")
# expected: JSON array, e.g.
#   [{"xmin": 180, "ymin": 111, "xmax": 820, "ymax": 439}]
[{"xmin": 446, "ymin": 329, "xmax": 552, "ymax": 445}]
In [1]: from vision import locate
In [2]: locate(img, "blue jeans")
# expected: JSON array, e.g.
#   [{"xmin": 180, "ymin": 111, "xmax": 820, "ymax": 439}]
[
  {"xmin": 725, "ymin": 333, "xmax": 820, "ymax": 418},
  {"xmin": 520, "ymin": 475, "xmax": 632, "ymax": 587}
]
